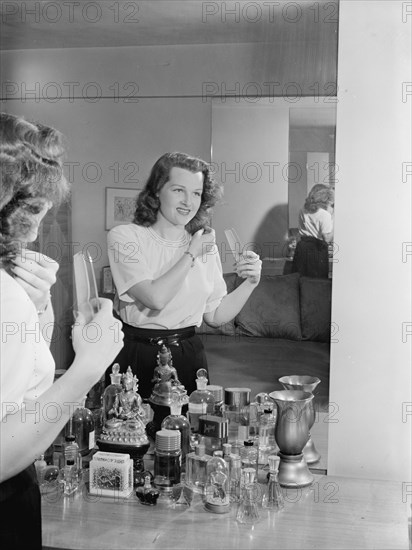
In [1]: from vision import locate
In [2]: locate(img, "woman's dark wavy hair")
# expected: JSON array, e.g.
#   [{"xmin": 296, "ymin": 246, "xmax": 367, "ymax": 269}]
[
  {"xmin": 303, "ymin": 184, "xmax": 334, "ymax": 214},
  {"xmin": 0, "ymin": 112, "xmax": 70, "ymax": 268},
  {"xmin": 133, "ymin": 152, "xmax": 222, "ymax": 234}
]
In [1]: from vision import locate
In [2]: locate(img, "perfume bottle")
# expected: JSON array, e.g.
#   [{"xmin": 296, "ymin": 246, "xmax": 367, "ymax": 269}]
[
  {"xmin": 223, "ymin": 387, "xmax": 251, "ymax": 444},
  {"xmin": 63, "ymin": 434, "xmax": 81, "ymax": 470},
  {"xmin": 170, "ymin": 472, "xmax": 191, "ymax": 507},
  {"xmin": 34, "ymin": 454, "xmax": 47, "ymax": 485},
  {"xmin": 236, "ymin": 468, "xmax": 260, "ymax": 525},
  {"xmin": 204, "ymin": 454, "xmax": 230, "ymax": 514},
  {"xmin": 153, "ymin": 429, "xmax": 181, "ymax": 493},
  {"xmin": 257, "ymin": 407, "xmax": 277, "ymax": 465},
  {"xmin": 262, "ymin": 455, "xmax": 284, "ymax": 511},
  {"xmin": 101, "ymin": 363, "xmax": 122, "ymax": 425},
  {"xmin": 229, "ymin": 454, "xmax": 242, "ymax": 503},
  {"xmin": 188, "ymin": 369, "xmax": 215, "ymax": 437},
  {"xmin": 60, "ymin": 459, "xmax": 80, "ymax": 496},
  {"xmin": 136, "ymin": 475, "xmax": 160, "ymax": 506},
  {"xmin": 185, "ymin": 437, "xmax": 211, "ymax": 493},
  {"xmin": 65, "ymin": 397, "xmax": 95, "ymax": 458},
  {"xmin": 240, "ymin": 440, "xmax": 258, "ymax": 477},
  {"xmin": 206, "ymin": 385, "xmax": 224, "ymax": 416},
  {"xmin": 161, "ymin": 392, "xmax": 191, "ymax": 469}
]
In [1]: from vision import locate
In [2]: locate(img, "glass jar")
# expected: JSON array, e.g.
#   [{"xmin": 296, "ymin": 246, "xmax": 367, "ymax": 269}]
[{"xmin": 153, "ymin": 429, "xmax": 181, "ymax": 493}]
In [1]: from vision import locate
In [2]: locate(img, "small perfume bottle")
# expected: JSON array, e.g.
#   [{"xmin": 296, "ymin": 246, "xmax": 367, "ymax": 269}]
[
  {"xmin": 188, "ymin": 369, "xmax": 215, "ymax": 437},
  {"xmin": 34, "ymin": 454, "xmax": 47, "ymax": 485},
  {"xmin": 262, "ymin": 455, "xmax": 284, "ymax": 511},
  {"xmin": 229, "ymin": 454, "xmax": 241, "ymax": 503},
  {"xmin": 170, "ymin": 472, "xmax": 191, "ymax": 508},
  {"xmin": 240, "ymin": 440, "xmax": 258, "ymax": 477},
  {"xmin": 136, "ymin": 475, "xmax": 160, "ymax": 506},
  {"xmin": 161, "ymin": 392, "xmax": 191, "ymax": 469},
  {"xmin": 236, "ymin": 468, "xmax": 260, "ymax": 525},
  {"xmin": 206, "ymin": 385, "xmax": 224, "ymax": 416},
  {"xmin": 60, "ymin": 459, "xmax": 79, "ymax": 496},
  {"xmin": 185, "ymin": 437, "xmax": 211, "ymax": 493}
]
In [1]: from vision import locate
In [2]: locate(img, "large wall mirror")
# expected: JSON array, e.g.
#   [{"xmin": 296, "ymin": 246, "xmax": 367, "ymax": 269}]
[{"xmin": 1, "ymin": 0, "xmax": 338, "ymax": 472}]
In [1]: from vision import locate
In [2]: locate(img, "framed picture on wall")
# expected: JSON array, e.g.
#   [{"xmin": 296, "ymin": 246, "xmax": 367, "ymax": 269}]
[
  {"xmin": 101, "ymin": 266, "xmax": 115, "ymax": 295},
  {"xmin": 105, "ymin": 187, "xmax": 139, "ymax": 230}
]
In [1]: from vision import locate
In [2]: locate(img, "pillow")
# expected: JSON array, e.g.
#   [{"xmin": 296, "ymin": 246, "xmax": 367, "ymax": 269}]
[
  {"xmin": 196, "ymin": 272, "xmax": 238, "ymax": 336},
  {"xmin": 235, "ymin": 273, "xmax": 302, "ymax": 340},
  {"xmin": 299, "ymin": 277, "xmax": 332, "ymax": 342}
]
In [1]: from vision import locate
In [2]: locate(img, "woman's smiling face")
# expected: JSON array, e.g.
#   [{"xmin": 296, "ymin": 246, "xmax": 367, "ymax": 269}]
[{"xmin": 157, "ymin": 167, "xmax": 204, "ymax": 229}]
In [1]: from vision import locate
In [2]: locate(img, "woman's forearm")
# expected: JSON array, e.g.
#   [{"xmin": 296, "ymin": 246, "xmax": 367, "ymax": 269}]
[
  {"xmin": 127, "ymin": 252, "xmax": 194, "ymax": 310},
  {"xmin": 204, "ymin": 279, "xmax": 257, "ymax": 327}
]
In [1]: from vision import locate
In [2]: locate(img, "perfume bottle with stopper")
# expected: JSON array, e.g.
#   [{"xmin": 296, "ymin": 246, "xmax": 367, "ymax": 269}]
[
  {"xmin": 60, "ymin": 435, "xmax": 81, "ymax": 496},
  {"xmin": 236, "ymin": 468, "xmax": 260, "ymax": 525},
  {"xmin": 136, "ymin": 475, "xmax": 160, "ymax": 506},
  {"xmin": 101, "ymin": 363, "xmax": 122, "ymax": 425},
  {"xmin": 185, "ymin": 437, "xmax": 211, "ymax": 494},
  {"xmin": 262, "ymin": 455, "xmax": 284, "ymax": 511},
  {"xmin": 170, "ymin": 472, "xmax": 191, "ymax": 508},
  {"xmin": 161, "ymin": 392, "xmax": 191, "ymax": 469},
  {"xmin": 188, "ymin": 369, "xmax": 215, "ymax": 439}
]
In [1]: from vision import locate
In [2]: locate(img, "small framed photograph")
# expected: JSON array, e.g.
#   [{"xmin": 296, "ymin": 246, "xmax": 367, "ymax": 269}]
[
  {"xmin": 101, "ymin": 266, "xmax": 115, "ymax": 295},
  {"xmin": 105, "ymin": 187, "xmax": 139, "ymax": 230}
]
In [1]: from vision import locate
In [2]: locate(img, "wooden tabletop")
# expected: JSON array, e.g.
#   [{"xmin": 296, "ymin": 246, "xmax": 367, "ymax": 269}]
[{"xmin": 41, "ymin": 471, "xmax": 410, "ymax": 550}]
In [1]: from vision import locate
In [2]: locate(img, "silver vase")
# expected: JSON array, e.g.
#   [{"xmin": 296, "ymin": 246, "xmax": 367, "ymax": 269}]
[
  {"xmin": 269, "ymin": 390, "xmax": 314, "ymax": 488},
  {"xmin": 278, "ymin": 376, "xmax": 321, "ymax": 464}
]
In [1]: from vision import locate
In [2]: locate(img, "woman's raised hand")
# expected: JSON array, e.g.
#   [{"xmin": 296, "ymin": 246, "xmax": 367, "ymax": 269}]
[
  {"xmin": 189, "ymin": 227, "xmax": 216, "ymax": 259},
  {"xmin": 12, "ymin": 249, "xmax": 58, "ymax": 311},
  {"xmin": 235, "ymin": 251, "xmax": 262, "ymax": 286}
]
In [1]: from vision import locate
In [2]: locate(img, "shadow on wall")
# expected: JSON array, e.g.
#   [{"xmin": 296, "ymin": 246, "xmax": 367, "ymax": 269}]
[{"xmin": 252, "ymin": 203, "xmax": 289, "ymax": 259}]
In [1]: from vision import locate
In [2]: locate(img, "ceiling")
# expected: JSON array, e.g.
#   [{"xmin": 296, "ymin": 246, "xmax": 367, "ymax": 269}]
[{"xmin": 0, "ymin": 0, "xmax": 339, "ymax": 50}]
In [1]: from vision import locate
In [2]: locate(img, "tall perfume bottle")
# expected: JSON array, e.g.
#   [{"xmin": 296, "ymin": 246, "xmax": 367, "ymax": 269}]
[
  {"xmin": 262, "ymin": 455, "xmax": 284, "ymax": 511},
  {"xmin": 185, "ymin": 437, "xmax": 211, "ymax": 494},
  {"xmin": 65, "ymin": 397, "xmax": 95, "ymax": 459},
  {"xmin": 101, "ymin": 363, "xmax": 122, "ymax": 425},
  {"xmin": 153, "ymin": 429, "xmax": 181, "ymax": 493},
  {"xmin": 161, "ymin": 392, "xmax": 191, "ymax": 469},
  {"xmin": 236, "ymin": 468, "xmax": 260, "ymax": 525},
  {"xmin": 188, "ymin": 369, "xmax": 215, "ymax": 438}
]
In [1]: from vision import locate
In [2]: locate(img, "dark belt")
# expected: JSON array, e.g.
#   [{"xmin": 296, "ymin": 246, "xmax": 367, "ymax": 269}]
[{"xmin": 121, "ymin": 322, "xmax": 196, "ymax": 347}]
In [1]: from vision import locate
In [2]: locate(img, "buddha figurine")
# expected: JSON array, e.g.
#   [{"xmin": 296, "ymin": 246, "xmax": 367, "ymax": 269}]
[
  {"xmin": 149, "ymin": 345, "xmax": 188, "ymax": 407},
  {"xmin": 98, "ymin": 367, "xmax": 149, "ymax": 450}
]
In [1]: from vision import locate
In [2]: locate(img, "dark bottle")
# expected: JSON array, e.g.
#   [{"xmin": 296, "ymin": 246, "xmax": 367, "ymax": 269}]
[
  {"xmin": 65, "ymin": 397, "xmax": 95, "ymax": 458},
  {"xmin": 161, "ymin": 393, "xmax": 191, "ymax": 470},
  {"xmin": 153, "ymin": 429, "xmax": 181, "ymax": 493},
  {"xmin": 136, "ymin": 475, "xmax": 160, "ymax": 506}
]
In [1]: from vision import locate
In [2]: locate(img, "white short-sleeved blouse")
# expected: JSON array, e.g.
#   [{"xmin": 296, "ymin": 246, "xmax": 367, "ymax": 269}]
[
  {"xmin": 107, "ymin": 224, "xmax": 227, "ymax": 329},
  {"xmin": 0, "ymin": 270, "xmax": 55, "ymax": 421},
  {"xmin": 298, "ymin": 208, "xmax": 333, "ymax": 240}
]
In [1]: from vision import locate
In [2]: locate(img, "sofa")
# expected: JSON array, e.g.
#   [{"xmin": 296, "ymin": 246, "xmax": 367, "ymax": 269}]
[{"xmin": 197, "ymin": 272, "xmax": 332, "ymax": 410}]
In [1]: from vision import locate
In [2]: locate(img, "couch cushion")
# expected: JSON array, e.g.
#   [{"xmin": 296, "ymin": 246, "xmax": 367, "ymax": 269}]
[
  {"xmin": 235, "ymin": 273, "xmax": 302, "ymax": 340},
  {"xmin": 197, "ymin": 272, "xmax": 238, "ymax": 336},
  {"xmin": 300, "ymin": 277, "xmax": 332, "ymax": 342}
]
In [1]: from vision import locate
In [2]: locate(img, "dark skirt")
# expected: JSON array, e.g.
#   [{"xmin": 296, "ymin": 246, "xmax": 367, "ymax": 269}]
[
  {"xmin": 0, "ymin": 464, "xmax": 42, "ymax": 550},
  {"xmin": 107, "ymin": 323, "xmax": 209, "ymax": 399},
  {"xmin": 291, "ymin": 236, "xmax": 329, "ymax": 279}
]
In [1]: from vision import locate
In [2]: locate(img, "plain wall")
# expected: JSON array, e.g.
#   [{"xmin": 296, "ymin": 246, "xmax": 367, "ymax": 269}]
[{"xmin": 327, "ymin": 0, "xmax": 411, "ymax": 482}]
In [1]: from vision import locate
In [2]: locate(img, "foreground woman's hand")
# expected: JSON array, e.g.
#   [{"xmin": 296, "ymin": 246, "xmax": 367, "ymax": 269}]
[
  {"xmin": 71, "ymin": 298, "xmax": 124, "ymax": 384},
  {"xmin": 235, "ymin": 251, "xmax": 262, "ymax": 285},
  {"xmin": 12, "ymin": 250, "xmax": 58, "ymax": 312}
]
